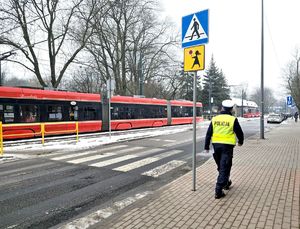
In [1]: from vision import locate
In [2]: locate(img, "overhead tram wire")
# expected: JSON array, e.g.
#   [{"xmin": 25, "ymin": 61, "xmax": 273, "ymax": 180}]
[
  {"xmin": 0, "ymin": 7, "xmax": 74, "ymax": 36},
  {"xmin": 265, "ymin": 14, "xmax": 281, "ymax": 68}
]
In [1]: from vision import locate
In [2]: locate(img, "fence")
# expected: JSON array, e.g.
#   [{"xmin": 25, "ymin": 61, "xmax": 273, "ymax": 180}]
[{"xmin": 0, "ymin": 122, "xmax": 79, "ymax": 155}]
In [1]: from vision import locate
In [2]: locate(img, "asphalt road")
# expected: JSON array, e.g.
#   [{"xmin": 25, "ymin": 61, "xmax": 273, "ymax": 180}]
[{"xmin": 0, "ymin": 118, "xmax": 282, "ymax": 229}]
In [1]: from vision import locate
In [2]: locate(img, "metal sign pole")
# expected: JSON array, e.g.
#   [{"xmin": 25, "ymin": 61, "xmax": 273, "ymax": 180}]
[
  {"xmin": 192, "ymin": 71, "xmax": 197, "ymax": 191},
  {"xmin": 108, "ymin": 78, "xmax": 112, "ymax": 138}
]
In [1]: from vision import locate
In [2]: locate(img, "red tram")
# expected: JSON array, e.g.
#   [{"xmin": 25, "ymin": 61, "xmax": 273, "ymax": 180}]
[{"xmin": 0, "ymin": 86, "xmax": 203, "ymax": 140}]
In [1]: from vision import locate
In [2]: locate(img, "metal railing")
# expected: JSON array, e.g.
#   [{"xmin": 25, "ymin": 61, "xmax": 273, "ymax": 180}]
[{"xmin": 0, "ymin": 121, "xmax": 79, "ymax": 155}]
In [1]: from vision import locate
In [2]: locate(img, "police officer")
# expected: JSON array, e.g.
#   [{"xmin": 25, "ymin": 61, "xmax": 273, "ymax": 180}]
[{"xmin": 205, "ymin": 100, "xmax": 244, "ymax": 199}]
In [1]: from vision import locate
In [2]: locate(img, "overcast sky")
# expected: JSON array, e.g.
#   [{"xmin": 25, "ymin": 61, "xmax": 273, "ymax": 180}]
[{"xmin": 161, "ymin": 0, "xmax": 300, "ymax": 97}]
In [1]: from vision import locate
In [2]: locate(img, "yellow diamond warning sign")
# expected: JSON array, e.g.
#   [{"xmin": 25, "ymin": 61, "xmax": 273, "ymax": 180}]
[{"xmin": 184, "ymin": 45, "xmax": 205, "ymax": 72}]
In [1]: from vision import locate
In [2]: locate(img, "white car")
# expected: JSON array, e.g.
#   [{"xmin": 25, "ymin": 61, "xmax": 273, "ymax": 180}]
[{"xmin": 267, "ymin": 114, "xmax": 283, "ymax": 123}]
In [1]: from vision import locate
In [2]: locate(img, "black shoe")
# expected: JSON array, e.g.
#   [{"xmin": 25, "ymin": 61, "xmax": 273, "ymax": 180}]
[
  {"xmin": 215, "ymin": 191, "xmax": 226, "ymax": 199},
  {"xmin": 223, "ymin": 180, "xmax": 232, "ymax": 190}
]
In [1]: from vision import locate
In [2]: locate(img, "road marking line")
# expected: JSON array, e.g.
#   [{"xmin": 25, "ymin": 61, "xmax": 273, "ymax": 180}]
[
  {"xmin": 67, "ymin": 153, "xmax": 116, "ymax": 164},
  {"xmin": 162, "ymin": 135, "xmax": 205, "ymax": 147},
  {"xmin": 64, "ymin": 146, "xmax": 143, "ymax": 163},
  {"xmin": 142, "ymin": 160, "xmax": 185, "ymax": 177},
  {"xmin": 58, "ymin": 191, "xmax": 151, "ymax": 229},
  {"xmin": 134, "ymin": 148, "xmax": 164, "ymax": 157},
  {"xmin": 114, "ymin": 150, "xmax": 182, "ymax": 172},
  {"xmin": 51, "ymin": 151, "xmax": 103, "ymax": 161},
  {"xmin": 164, "ymin": 139, "xmax": 177, "ymax": 142},
  {"xmin": 89, "ymin": 155, "xmax": 137, "ymax": 167},
  {"xmin": 47, "ymin": 145, "xmax": 128, "ymax": 159},
  {"xmin": 163, "ymin": 139, "xmax": 191, "ymax": 147}
]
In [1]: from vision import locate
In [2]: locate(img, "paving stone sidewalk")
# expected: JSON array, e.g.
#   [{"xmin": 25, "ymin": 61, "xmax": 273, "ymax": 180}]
[{"xmin": 96, "ymin": 120, "xmax": 300, "ymax": 229}]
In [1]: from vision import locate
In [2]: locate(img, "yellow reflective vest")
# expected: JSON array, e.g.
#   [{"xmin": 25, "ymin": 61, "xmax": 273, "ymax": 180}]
[{"xmin": 211, "ymin": 114, "xmax": 236, "ymax": 145}]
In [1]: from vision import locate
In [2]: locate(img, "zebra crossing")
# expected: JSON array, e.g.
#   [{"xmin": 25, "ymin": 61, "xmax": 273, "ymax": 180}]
[
  {"xmin": 44, "ymin": 139, "xmax": 189, "ymax": 178},
  {"xmin": 0, "ymin": 131, "xmax": 209, "ymax": 229}
]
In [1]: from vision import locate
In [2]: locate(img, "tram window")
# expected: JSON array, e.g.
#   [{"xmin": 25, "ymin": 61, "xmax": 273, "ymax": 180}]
[
  {"xmin": 182, "ymin": 107, "xmax": 193, "ymax": 117},
  {"xmin": 171, "ymin": 106, "xmax": 194, "ymax": 117},
  {"xmin": 19, "ymin": 105, "xmax": 38, "ymax": 123},
  {"xmin": 83, "ymin": 106, "xmax": 97, "ymax": 120},
  {"xmin": 196, "ymin": 107, "xmax": 203, "ymax": 116},
  {"xmin": 69, "ymin": 106, "xmax": 78, "ymax": 121},
  {"xmin": 4, "ymin": 105, "xmax": 15, "ymax": 123},
  {"xmin": 47, "ymin": 105, "xmax": 62, "ymax": 121},
  {"xmin": 0, "ymin": 105, "xmax": 3, "ymax": 122},
  {"xmin": 111, "ymin": 105, "xmax": 132, "ymax": 119},
  {"xmin": 171, "ymin": 106, "xmax": 181, "ymax": 117},
  {"xmin": 111, "ymin": 104, "xmax": 167, "ymax": 120}
]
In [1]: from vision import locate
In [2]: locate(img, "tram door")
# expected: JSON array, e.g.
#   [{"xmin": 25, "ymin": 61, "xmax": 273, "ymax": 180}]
[{"xmin": 101, "ymin": 97, "xmax": 109, "ymax": 131}]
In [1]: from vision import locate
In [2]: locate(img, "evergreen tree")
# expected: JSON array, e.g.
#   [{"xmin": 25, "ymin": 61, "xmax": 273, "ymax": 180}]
[
  {"xmin": 171, "ymin": 63, "xmax": 202, "ymax": 101},
  {"xmin": 201, "ymin": 56, "xmax": 230, "ymax": 112}
]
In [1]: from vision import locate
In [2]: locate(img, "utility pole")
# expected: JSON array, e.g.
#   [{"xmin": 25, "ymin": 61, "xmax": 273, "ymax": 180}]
[
  {"xmin": 260, "ymin": 0, "xmax": 265, "ymax": 139},
  {"xmin": 241, "ymin": 89, "xmax": 244, "ymax": 117},
  {"xmin": 208, "ymin": 75, "xmax": 212, "ymax": 119},
  {"xmin": 138, "ymin": 52, "xmax": 144, "ymax": 96}
]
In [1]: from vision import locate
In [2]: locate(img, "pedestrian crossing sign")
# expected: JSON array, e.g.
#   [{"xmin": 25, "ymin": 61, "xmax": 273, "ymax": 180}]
[
  {"xmin": 184, "ymin": 45, "xmax": 205, "ymax": 72},
  {"xmin": 182, "ymin": 9, "xmax": 209, "ymax": 48}
]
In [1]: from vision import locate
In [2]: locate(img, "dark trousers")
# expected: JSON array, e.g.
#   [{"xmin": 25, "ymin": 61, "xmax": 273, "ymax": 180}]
[{"xmin": 212, "ymin": 143, "xmax": 233, "ymax": 194}]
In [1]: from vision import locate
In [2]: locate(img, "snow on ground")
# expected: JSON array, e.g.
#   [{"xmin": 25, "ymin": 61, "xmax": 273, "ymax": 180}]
[
  {"xmin": 1, "ymin": 121, "xmax": 212, "ymax": 159},
  {"xmin": 0, "ymin": 118, "xmax": 254, "ymax": 161}
]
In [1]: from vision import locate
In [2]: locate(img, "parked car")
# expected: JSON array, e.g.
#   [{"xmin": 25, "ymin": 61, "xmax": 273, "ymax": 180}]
[{"xmin": 267, "ymin": 114, "xmax": 284, "ymax": 123}]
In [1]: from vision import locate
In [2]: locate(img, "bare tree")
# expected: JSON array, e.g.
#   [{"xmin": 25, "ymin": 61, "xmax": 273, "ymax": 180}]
[
  {"xmin": 282, "ymin": 49, "xmax": 300, "ymax": 111},
  {"xmin": 3, "ymin": 75, "xmax": 41, "ymax": 87},
  {"xmin": 0, "ymin": 0, "xmax": 108, "ymax": 88},
  {"xmin": 250, "ymin": 87, "xmax": 276, "ymax": 113},
  {"xmin": 86, "ymin": 0, "xmax": 178, "ymax": 95},
  {"xmin": 64, "ymin": 66, "xmax": 103, "ymax": 93}
]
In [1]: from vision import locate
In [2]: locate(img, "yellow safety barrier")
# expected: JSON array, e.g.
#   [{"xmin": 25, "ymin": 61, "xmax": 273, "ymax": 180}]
[
  {"xmin": 1, "ymin": 121, "xmax": 79, "ymax": 147},
  {"xmin": 76, "ymin": 122, "xmax": 79, "ymax": 143},
  {"xmin": 41, "ymin": 123, "xmax": 45, "ymax": 145},
  {"xmin": 0, "ymin": 122, "xmax": 3, "ymax": 155},
  {"xmin": 41, "ymin": 122, "xmax": 79, "ymax": 145}
]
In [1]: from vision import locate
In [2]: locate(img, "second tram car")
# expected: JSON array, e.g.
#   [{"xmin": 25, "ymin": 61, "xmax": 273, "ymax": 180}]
[{"xmin": 0, "ymin": 86, "xmax": 203, "ymax": 140}]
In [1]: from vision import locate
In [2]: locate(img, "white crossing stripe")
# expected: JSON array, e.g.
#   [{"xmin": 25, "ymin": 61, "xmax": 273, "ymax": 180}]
[
  {"xmin": 163, "ymin": 135, "xmax": 205, "ymax": 147},
  {"xmin": 67, "ymin": 153, "xmax": 116, "ymax": 164},
  {"xmin": 134, "ymin": 148, "xmax": 164, "ymax": 157},
  {"xmin": 51, "ymin": 151, "xmax": 104, "ymax": 161},
  {"xmin": 149, "ymin": 139, "xmax": 176, "ymax": 143},
  {"xmin": 142, "ymin": 160, "xmax": 186, "ymax": 177},
  {"xmin": 150, "ymin": 139, "xmax": 162, "ymax": 142},
  {"xmin": 48, "ymin": 145, "xmax": 128, "ymax": 160},
  {"xmin": 164, "ymin": 140, "xmax": 177, "ymax": 142},
  {"xmin": 114, "ymin": 150, "xmax": 182, "ymax": 172},
  {"xmin": 163, "ymin": 139, "xmax": 191, "ymax": 147},
  {"xmin": 89, "ymin": 155, "xmax": 137, "ymax": 167},
  {"xmin": 114, "ymin": 158, "xmax": 158, "ymax": 172}
]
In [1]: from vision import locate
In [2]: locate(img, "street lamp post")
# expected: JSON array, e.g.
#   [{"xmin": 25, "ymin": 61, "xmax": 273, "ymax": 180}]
[
  {"xmin": 138, "ymin": 52, "xmax": 144, "ymax": 96},
  {"xmin": 260, "ymin": 0, "xmax": 265, "ymax": 139},
  {"xmin": 241, "ymin": 89, "xmax": 244, "ymax": 117},
  {"xmin": 208, "ymin": 75, "xmax": 212, "ymax": 119}
]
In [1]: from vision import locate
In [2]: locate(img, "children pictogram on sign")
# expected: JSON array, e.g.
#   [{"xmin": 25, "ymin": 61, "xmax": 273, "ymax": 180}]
[
  {"xmin": 190, "ymin": 50, "xmax": 201, "ymax": 68},
  {"xmin": 184, "ymin": 45, "xmax": 205, "ymax": 72}
]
